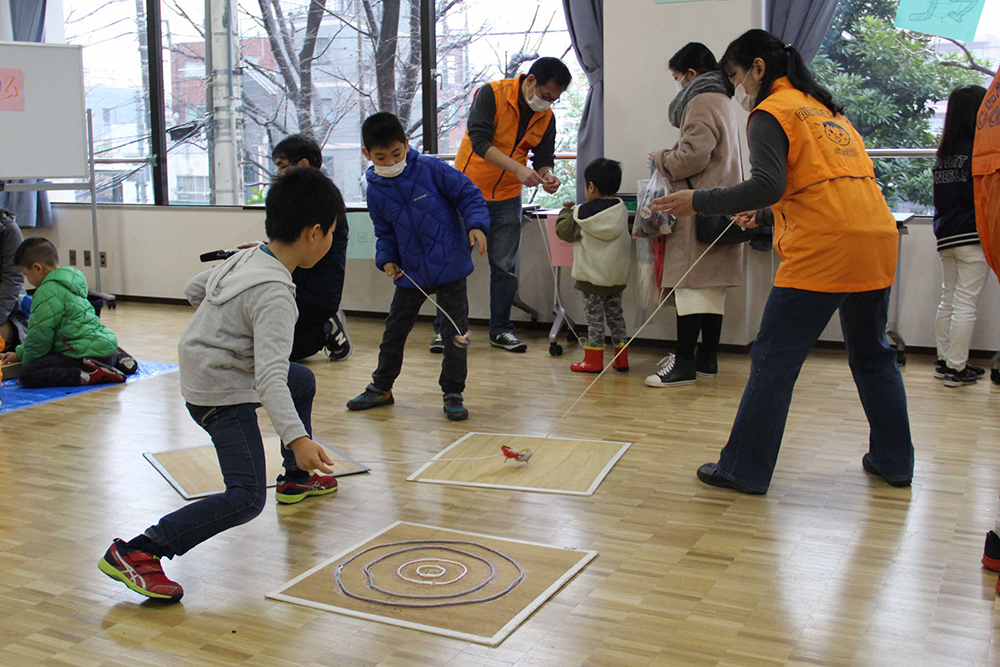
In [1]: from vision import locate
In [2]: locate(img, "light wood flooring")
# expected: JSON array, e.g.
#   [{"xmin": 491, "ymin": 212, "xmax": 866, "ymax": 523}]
[{"xmin": 2, "ymin": 302, "xmax": 1000, "ymax": 666}]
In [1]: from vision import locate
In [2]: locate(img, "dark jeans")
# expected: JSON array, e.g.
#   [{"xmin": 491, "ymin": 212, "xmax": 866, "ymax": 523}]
[
  {"xmin": 144, "ymin": 362, "xmax": 315, "ymax": 558},
  {"xmin": 373, "ymin": 278, "xmax": 468, "ymax": 395},
  {"xmin": 19, "ymin": 352, "xmax": 117, "ymax": 388},
  {"xmin": 715, "ymin": 286, "xmax": 913, "ymax": 493},
  {"xmin": 436, "ymin": 197, "xmax": 522, "ymax": 336}
]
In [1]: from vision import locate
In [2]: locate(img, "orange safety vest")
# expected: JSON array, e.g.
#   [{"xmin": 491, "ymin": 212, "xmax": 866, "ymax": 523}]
[
  {"xmin": 974, "ymin": 69, "xmax": 1000, "ymax": 277},
  {"xmin": 752, "ymin": 78, "xmax": 898, "ymax": 293},
  {"xmin": 455, "ymin": 77, "xmax": 555, "ymax": 202}
]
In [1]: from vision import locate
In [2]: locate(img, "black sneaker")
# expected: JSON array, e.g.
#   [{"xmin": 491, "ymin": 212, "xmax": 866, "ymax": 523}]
[
  {"xmin": 993, "ymin": 368, "xmax": 1000, "ymax": 386},
  {"xmin": 490, "ymin": 332, "xmax": 527, "ymax": 353},
  {"xmin": 443, "ymin": 393, "xmax": 468, "ymax": 421},
  {"xmin": 325, "ymin": 313, "xmax": 352, "ymax": 361},
  {"xmin": 645, "ymin": 354, "xmax": 696, "ymax": 387},
  {"xmin": 429, "ymin": 334, "xmax": 445, "ymax": 354},
  {"xmin": 346, "ymin": 385, "xmax": 394, "ymax": 411},
  {"xmin": 695, "ymin": 351, "xmax": 718, "ymax": 378},
  {"xmin": 934, "ymin": 360, "xmax": 947, "ymax": 379},
  {"xmin": 943, "ymin": 366, "xmax": 978, "ymax": 388},
  {"xmin": 114, "ymin": 347, "xmax": 139, "ymax": 376},
  {"xmin": 696, "ymin": 463, "xmax": 765, "ymax": 495},
  {"xmin": 983, "ymin": 531, "xmax": 1000, "ymax": 572},
  {"xmin": 861, "ymin": 453, "xmax": 911, "ymax": 487},
  {"xmin": 967, "ymin": 363, "xmax": 986, "ymax": 377}
]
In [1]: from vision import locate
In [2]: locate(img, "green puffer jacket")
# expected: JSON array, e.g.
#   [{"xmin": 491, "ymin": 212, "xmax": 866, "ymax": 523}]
[{"xmin": 15, "ymin": 266, "xmax": 117, "ymax": 365}]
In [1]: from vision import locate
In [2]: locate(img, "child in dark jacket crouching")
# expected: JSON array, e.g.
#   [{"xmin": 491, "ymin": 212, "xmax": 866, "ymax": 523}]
[{"xmin": 346, "ymin": 112, "xmax": 490, "ymax": 421}]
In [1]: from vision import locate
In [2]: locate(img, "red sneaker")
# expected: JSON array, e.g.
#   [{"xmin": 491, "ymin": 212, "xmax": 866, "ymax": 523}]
[
  {"xmin": 82, "ymin": 359, "xmax": 126, "ymax": 385},
  {"xmin": 275, "ymin": 473, "xmax": 338, "ymax": 504},
  {"xmin": 98, "ymin": 539, "xmax": 183, "ymax": 601}
]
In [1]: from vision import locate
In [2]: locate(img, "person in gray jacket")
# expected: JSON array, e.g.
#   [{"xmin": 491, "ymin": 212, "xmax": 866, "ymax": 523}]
[
  {"xmin": 98, "ymin": 168, "xmax": 343, "ymax": 602},
  {"xmin": 0, "ymin": 208, "xmax": 26, "ymax": 349}
]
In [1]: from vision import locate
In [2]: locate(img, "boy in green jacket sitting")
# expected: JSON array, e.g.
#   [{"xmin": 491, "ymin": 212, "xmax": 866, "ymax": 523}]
[{"xmin": 0, "ymin": 238, "xmax": 135, "ymax": 387}]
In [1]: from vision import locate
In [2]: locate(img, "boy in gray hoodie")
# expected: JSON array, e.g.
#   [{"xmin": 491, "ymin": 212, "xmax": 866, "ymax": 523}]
[{"xmin": 98, "ymin": 167, "xmax": 344, "ymax": 602}]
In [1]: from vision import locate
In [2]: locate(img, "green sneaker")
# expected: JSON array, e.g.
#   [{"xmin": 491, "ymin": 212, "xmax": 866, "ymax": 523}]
[{"xmin": 346, "ymin": 385, "xmax": 394, "ymax": 411}]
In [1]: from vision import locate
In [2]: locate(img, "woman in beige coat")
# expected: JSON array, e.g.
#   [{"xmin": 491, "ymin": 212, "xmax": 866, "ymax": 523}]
[{"xmin": 646, "ymin": 43, "xmax": 744, "ymax": 388}]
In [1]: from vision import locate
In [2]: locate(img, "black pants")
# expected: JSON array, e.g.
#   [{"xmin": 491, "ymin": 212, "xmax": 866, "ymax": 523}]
[
  {"xmin": 289, "ymin": 223, "xmax": 348, "ymax": 361},
  {"xmin": 19, "ymin": 352, "xmax": 115, "ymax": 388},
  {"xmin": 372, "ymin": 278, "xmax": 468, "ymax": 395},
  {"xmin": 290, "ymin": 304, "xmax": 338, "ymax": 361}
]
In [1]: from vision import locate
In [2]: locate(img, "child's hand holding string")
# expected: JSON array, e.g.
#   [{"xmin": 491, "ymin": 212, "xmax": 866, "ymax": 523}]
[
  {"xmin": 288, "ymin": 437, "xmax": 335, "ymax": 474},
  {"xmin": 383, "ymin": 262, "xmax": 403, "ymax": 279},
  {"xmin": 469, "ymin": 229, "xmax": 488, "ymax": 256}
]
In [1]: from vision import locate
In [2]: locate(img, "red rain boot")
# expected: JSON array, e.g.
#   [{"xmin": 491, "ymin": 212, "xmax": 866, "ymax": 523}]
[
  {"xmin": 571, "ymin": 346, "xmax": 604, "ymax": 373},
  {"xmin": 611, "ymin": 343, "xmax": 629, "ymax": 372}
]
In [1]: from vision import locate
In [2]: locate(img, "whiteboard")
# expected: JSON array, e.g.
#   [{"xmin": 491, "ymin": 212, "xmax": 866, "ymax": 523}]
[{"xmin": 0, "ymin": 41, "xmax": 87, "ymax": 180}]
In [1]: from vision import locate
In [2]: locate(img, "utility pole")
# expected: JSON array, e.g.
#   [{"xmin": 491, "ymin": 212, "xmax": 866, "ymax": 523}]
[{"xmin": 205, "ymin": 0, "xmax": 243, "ymax": 205}]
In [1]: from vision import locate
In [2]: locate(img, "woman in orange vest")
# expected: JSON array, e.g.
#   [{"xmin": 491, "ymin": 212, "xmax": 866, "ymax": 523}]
[{"xmin": 654, "ymin": 29, "xmax": 914, "ymax": 494}]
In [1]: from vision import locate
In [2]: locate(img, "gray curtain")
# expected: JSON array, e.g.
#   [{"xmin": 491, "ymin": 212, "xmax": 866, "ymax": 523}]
[
  {"xmin": 563, "ymin": 0, "xmax": 603, "ymax": 202},
  {"xmin": 767, "ymin": 0, "xmax": 839, "ymax": 64},
  {"xmin": 1, "ymin": 0, "xmax": 52, "ymax": 228}
]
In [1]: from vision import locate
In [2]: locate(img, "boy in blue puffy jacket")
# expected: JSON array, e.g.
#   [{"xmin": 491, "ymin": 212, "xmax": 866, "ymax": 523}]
[{"xmin": 346, "ymin": 112, "xmax": 489, "ymax": 420}]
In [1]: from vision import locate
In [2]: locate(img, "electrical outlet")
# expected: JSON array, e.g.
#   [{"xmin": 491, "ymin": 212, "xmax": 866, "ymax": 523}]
[
  {"xmin": 68, "ymin": 250, "xmax": 77, "ymax": 266},
  {"xmin": 99, "ymin": 251, "xmax": 107, "ymax": 268},
  {"xmin": 84, "ymin": 250, "xmax": 92, "ymax": 267}
]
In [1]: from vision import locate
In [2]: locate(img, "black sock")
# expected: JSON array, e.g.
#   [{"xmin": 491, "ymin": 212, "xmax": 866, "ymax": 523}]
[
  {"xmin": 676, "ymin": 313, "xmax": 702, "ymax": 360},
  {"xmin": 283, "ymin": 468, "xmax": 311, "ymax": 483},
  {"xmin": 125, "ymin": 534, "xmax": 163, "ymax": 557}
]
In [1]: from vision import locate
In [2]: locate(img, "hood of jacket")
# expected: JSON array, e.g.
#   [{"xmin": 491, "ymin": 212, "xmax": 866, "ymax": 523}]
[
  {"xmin": 204, "ymin": 246, "xmax": 295, "ymax": 306},
  {"xmin": 575, "ymin": 199, "xmax": 628, "ymax": 242},
  {"xmin": 41, "ymin": 266, "xmax": 90, "ymax": 298}
]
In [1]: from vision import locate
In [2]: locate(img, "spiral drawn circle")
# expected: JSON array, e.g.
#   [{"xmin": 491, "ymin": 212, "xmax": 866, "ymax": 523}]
[{"xmin": 334, "ymin": 539, "xmax": 525, "ymax": 608}]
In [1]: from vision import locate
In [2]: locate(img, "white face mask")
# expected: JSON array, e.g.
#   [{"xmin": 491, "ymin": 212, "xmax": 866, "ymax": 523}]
[
  {"xmin": 733, "ymin": 71, "xmax": 756, "ymax": 112},
  {"xmin": 374, "ymin": 157, "xmax": 406, "ymax": 178},
  {"xmin": 674, "ymin": 78, "xmax": 684, "ymax": 93},
  {"xmin": 527, "ymin": 94, "xmax": 551, "ymax": 112}
]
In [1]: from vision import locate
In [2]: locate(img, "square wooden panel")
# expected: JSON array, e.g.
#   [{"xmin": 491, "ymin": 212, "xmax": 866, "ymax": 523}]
[
  {"xmin": 144, "ymin": 436, "xmax": 370, "ymax": 500},
  {"xmin": 407, "ymin": 432, "xmax": 631, "ymax": 495},
  {"xmin": 267, "ymin": 521, "xmax": 597, "ymax": 646}
]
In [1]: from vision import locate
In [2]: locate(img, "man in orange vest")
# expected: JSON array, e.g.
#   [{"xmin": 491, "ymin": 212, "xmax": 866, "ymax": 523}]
[{"xmin": 446, "ymin": 57, "xmax": 571, "ymax": 354}]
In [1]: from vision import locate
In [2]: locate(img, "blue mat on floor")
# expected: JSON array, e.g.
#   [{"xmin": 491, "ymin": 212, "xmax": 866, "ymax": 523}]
[{"xmin": 0, "ymin": 361, "xmax": 178, "ymax": 415}]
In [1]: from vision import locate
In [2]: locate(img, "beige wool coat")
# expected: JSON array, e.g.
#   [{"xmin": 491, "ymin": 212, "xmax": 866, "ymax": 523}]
[{"xmin": 653, "ymin": 90, "xmax": 745, "ymax": 290}]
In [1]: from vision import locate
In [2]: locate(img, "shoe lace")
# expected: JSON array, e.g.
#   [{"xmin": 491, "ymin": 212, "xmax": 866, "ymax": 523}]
[
  {"xmin": 656, "ymin": 354, "xmax": 675, "ymax": 370},
  {"xmin": 657, "ymin": 356, "xmax": 676, "ymax": 377},
  {"xmin": 500, "ymin": 333, "xmax": 518, "ymax": 344}
]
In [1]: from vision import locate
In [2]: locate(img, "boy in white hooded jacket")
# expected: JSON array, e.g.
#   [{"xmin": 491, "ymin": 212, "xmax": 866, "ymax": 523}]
[{"xmin": 555, "ymin": 158, "xmax": 631, "ymax": 373}]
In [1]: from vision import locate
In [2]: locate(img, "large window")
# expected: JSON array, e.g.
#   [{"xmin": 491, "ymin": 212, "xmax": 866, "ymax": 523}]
[
  {"xmin": 54, "ymin": 0, "xmax": 582, "ymax": 206},
  {"xmin": 60, "ymin": 0, "xmax": 155, "ymax": 204},
  {"xmin": 813, "ymin": 0, "xmax": 998, "ymax": 212}
]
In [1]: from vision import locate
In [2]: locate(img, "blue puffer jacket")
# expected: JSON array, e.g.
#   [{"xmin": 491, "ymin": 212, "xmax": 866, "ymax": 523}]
[{"xmin": 367, "ymin": 148, "xmax": 490, "ymax": 290}]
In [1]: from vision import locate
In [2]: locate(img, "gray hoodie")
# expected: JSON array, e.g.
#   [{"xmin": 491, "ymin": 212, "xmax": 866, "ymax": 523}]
[{"xmin": 178, "ymin": 246, "xmax": 307, "ymax": 445}]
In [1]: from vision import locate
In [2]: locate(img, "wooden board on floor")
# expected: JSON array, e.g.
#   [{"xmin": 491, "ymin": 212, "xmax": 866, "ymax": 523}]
[
  {"xmin": 267, "ymin": 521, "xmax": 597, "ymax": 647},
  {"xmin": 144, "ymin": 436, "xmax": 370, "ymax": 499},
  {"xmin": 407, "ymin": 432, "xmax": 631, "ymax": 495},
  {"xmin": 1, "ymin": 362, "xmax": 19, "ymax": 380}
]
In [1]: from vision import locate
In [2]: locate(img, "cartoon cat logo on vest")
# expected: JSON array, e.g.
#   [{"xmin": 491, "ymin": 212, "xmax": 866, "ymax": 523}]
[{"xmin": 821, "ymin": 121, "xmax": 852, "ymax": 147}]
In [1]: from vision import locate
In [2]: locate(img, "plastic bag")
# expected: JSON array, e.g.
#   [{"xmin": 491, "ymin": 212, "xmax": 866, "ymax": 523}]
[
  {"xmin": 633, "ymin": 237, "xmax": 661, "ymax": 325},
  {"xmin": 633, "ymin": 162, "xmax": 675, "ymax": 238}
]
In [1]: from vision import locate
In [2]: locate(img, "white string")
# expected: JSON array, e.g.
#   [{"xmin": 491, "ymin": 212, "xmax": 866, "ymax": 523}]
[
  {"xmin": 347, "ymin": 454, "xmax": 502, "ymax": 465},
  {"xmin": 398, "ymin": 268, "xmax": 466, "ymax": 340},
  {"xmin": 534, "ymin": 218, "xmax": 741, "ymax": 445}
]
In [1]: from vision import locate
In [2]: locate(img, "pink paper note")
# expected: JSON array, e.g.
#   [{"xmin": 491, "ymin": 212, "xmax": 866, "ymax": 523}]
[
  {"xmin": 546, "ymin": 214, "xmax": 575, "ymax": 267},
  {"xmin": 0, "ymin": 68, "xmax": 23, "ymax": 111}
]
